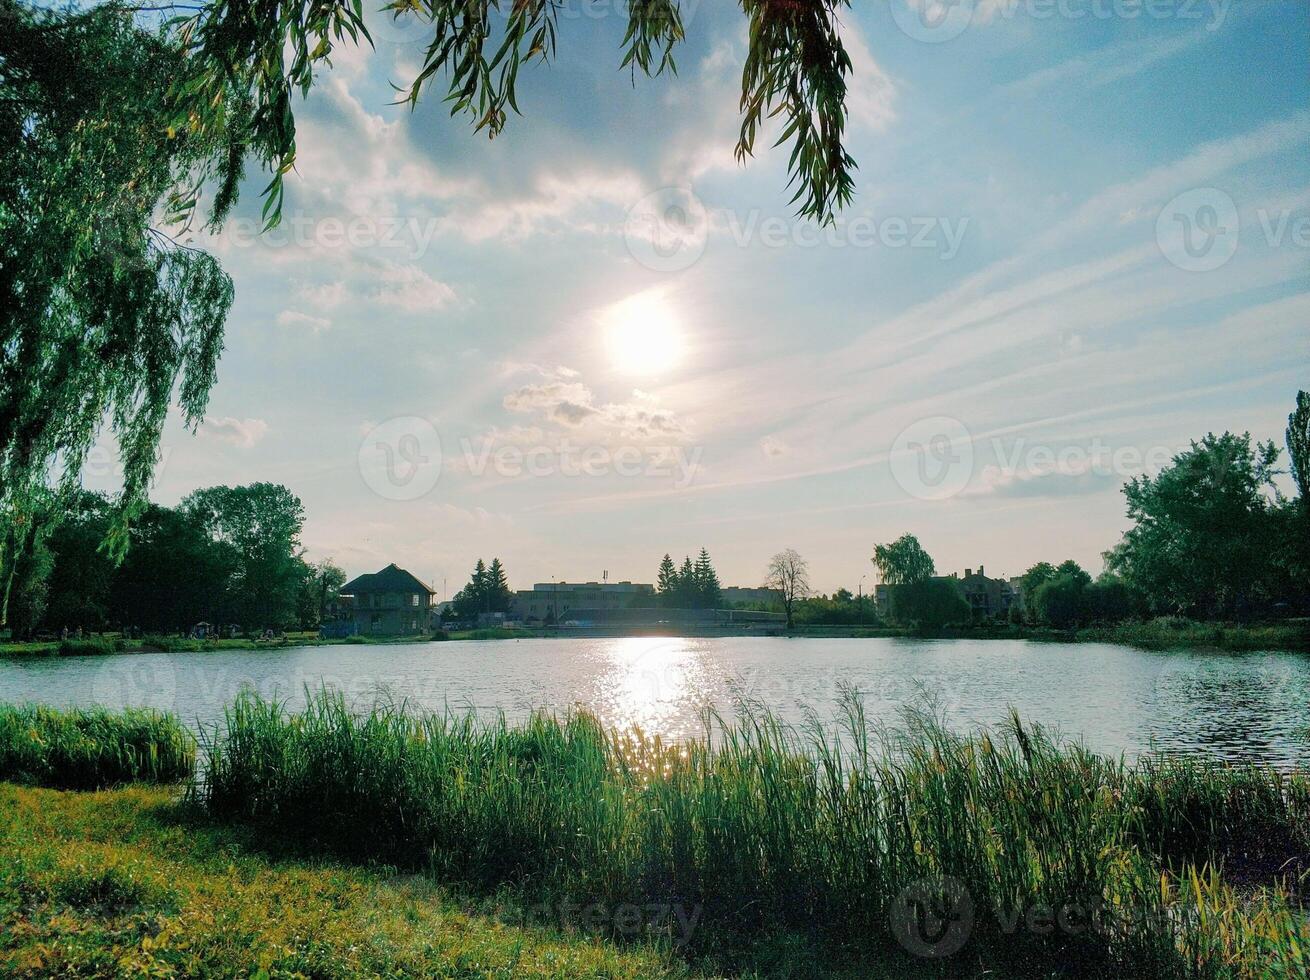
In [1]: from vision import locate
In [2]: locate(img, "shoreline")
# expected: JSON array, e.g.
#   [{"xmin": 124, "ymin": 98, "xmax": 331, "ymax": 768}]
[{"xmin": 2, "ymin": 619, "xmax": 1306, "ymax": 660}]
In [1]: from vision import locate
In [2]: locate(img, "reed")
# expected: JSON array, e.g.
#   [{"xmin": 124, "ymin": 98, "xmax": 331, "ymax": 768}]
[
  {"xmin": 195, "ymin": 689, "xmax": 1308, "ymax": 976},
  {"xmin": 0, "ymin": 704, "xmax": 195, "ymax": 789}
]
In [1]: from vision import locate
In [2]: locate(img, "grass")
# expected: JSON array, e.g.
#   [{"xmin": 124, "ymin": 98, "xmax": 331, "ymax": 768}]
[
  {"xmin": 0, "ymin": 783, "xmax": 703, "ymax": 979},
  {"xmin": 193, "ymin": 689, "xmax": 1310, "ymax": 977},
  {"xmin": 1076, "ymin": 618, "xmax": 1310, "ymax": 652},
  {"xmin": 0, "ymin": 704, "xmax": 195, "ymax": 790}
]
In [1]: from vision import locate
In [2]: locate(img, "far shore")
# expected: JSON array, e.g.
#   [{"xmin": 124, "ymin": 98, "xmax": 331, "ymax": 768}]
[{"xmin": 2, "ymin": 619, "xmax": 1307, "ymax": 659}]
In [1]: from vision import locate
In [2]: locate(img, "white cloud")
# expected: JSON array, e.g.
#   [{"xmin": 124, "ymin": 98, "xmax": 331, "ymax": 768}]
[
  {"xmin": 503, "ymin": 379, "xmax": 686, "ymax": 438},
  {"xmin": 373, "ymin": 264, "xmax": 458, "ymax": 312},
  {"xmin": 200, "ymin": 417, "xmax": 269, "ymax": 448},
  {"xmin": 276, "ymin": 309, "xmax": 332, "ymax": 331}
]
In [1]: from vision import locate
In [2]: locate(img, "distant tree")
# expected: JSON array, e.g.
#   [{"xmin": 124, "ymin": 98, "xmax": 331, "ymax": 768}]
[
  {"xmin": 889, "ymin": 580, "xmax": 970, "ymax": 630},
  {"xmin": 43, "ymin": 492, "xmax": 116, "ymax": 632},
  {"xmin": 1105, "ymin": 432, "xmax": 1281, "ymax": 619},
  {"xmin": 656, "ymin": 554, "xmax": 678, "ymax": 606},
  {"xmin": 676, "ymin": 555, "xmax": 697, "ymax": 608},
  {"xmin": 1289, "ymin": 390, "xmax": 1310, "ymax": 509},
  {"xmin": 833, "ymin": 587, "xmax": 854, "ymax": 603},
  {"xmin": 486, "ymin": 558, "xmax": 513, "ymax": 613},
  {"xmin": 765, "ymin": 549, "xmax": 811, "ymax": 630},
  {"xmin": 1082, "ymin": 576, "xmax": 1138, "ymax": 625},
  {"xmin": 451, "ymin": 558, "xmax": 512, "ymax": 618},
  {"xmin": 1030, "ymin": 574, "xmax": 1087, "ymax": 630},
  {"xmin": 110, "ymin": 505, "xmax": 236, "ymax": 632},
  {"xmin": 694, "ymin": 548, "xmax": 722, "ymax": 609},
  {"xmin": 1020, "ymin": 562, "xmax": 1058, "ymax": 599},
  {"xmin": 182, "ymin": 484, "xmax": 307, "ymax": 630},
  {"xmin": 298, "ymin": 559, "xmax": 346, "ymax": 630},
  {"xmin": 872, "ymin": 534, "xmax": 936, "ymax": 586},
  {"xmin": 1055, "ymin": 560, "xmax": 1092, "ymax": 588}
]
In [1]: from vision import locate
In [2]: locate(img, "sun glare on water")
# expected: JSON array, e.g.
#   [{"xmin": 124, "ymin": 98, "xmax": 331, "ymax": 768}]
[{"xmin": 603, "ymin": 290, "xmax": 685, "ymax": 377}]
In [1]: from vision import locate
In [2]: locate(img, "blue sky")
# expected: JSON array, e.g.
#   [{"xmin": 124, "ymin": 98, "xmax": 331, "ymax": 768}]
[{"xmin": 105, "ymin": 0, "xmax": 1309, "ymax": 596}]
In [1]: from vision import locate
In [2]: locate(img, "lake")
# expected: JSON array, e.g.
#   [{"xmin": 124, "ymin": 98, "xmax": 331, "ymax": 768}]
[{"xmin": 1, "ymin": 637, "xmax": 1306, "ymax": 766}]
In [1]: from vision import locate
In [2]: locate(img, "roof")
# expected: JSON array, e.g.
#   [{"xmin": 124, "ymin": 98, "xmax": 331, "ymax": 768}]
[{"xmin": 341, "ymin": 563, "xmax": 435, "ymax": 596}]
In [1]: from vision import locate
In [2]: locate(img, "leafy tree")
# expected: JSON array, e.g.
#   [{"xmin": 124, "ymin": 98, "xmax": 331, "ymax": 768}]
[
  {"xmin": 888, "ymin": 580, "xmax": 969, "ymax": 631},
  {"xmin": 298, "ymin": 558, "xmax": 346, "ymax": 630},
  {"xmin": 765, "ymin": 549, "xmax": 811, "ymax": 630},
  {"xmin": 1289, "ymin": 390, "xmax": 1310, "ymax": 509},
  {"xmin": 872, "ymin": 534, "xmax": 936, "ymax": 586},
  {"xmin": 4, "ymin": 525, "xmax": 53, "ymax": 639},
  {"xmin": 182, "ymin": 484, "xmax": 307, "ymax": 630},
  {"xmin": 0, "ymin": 2, "xmax": 251, "ymax": 588},
  {"xmin": 1105, "ymin": 433, "xmax": 1282, "ymax": 619},
  {"xmin": 110, "ymin": 504, "xmax": 237, "ymax": 632},
  {"xmin": 1082, "ymin": 576, "xmax": 1138, "ymax": 625},
  {"xmin": 1030, "ymin": 574, "xmax": 1087, "ymax": 631},
  {"xmin": 43, "ymin": 492, "xmax": 116, "ymax": 632}
]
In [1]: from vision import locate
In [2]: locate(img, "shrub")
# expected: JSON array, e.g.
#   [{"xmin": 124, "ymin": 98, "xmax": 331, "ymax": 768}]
[
  {"xmin": 0, "ymin": 704, "xmax": 195, "ymax": 789},
  {"xmin": 57, "ymin": 637, "xmax": 126, "ymax": 657}
]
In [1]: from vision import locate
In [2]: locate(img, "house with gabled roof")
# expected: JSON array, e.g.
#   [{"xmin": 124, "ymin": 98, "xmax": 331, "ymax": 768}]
[{"xmin": 336, "ymin": 563, "xmax": 435, "ymax": 637}]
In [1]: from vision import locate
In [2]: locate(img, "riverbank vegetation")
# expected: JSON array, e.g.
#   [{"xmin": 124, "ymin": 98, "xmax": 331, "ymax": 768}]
[
  {"xmin": 0, "ymin": 704, "xmax": 194, "ymax": 789},
  {"xmin": 186, "ymin": 689, "xmax": 1308, "ymax": 977}
]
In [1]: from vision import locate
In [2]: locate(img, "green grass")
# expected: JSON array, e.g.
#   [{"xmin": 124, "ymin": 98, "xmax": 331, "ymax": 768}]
[
  {"xmin": 194, "ymin": 689, "xmax": 1310, "ymax": 977},
  {"xmin": 0, "ymin": 704, "xmax": 195, "ymax": 790},
  {"xmin": 1076, "ymin": 618, "xmax": 1310, "ymax": 651},
  {"xmin": 0, "ymin": 783, "xmax": 702, "ymax": 979}
]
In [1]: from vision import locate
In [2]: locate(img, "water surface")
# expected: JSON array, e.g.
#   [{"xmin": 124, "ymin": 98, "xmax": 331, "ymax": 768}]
[{"xmin": 1, "ymin": 637, "xmax": 1305, "ymax": 766}]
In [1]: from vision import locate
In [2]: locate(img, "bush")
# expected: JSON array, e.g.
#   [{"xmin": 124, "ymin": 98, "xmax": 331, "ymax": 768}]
[
  {"xmin": 0, "ymin": 704, "xmax": 195, "ymax": 789},
  {"xmin": 887, "ymin": 579, "xmax": 970, "ymax": 629},
  {"xmin": 57, "ymin": 637, "xmax": 126, "ymax": 657}
]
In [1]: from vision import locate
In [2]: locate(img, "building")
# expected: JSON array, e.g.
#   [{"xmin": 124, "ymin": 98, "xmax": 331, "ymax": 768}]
[
  {"xmin": 722, "ymin": 586, "xmax": 779, "ymax": 606},
  {"xmin": 335, "ymin": 564, "xmax": 435, "ymax": 636},
  {"xmin": 512, "ymin": 581, "xmax": 655, "ymax": 623},
  {"xmin": 873, "ymin": 565, "xmax": 1019, "ymax": 621}
]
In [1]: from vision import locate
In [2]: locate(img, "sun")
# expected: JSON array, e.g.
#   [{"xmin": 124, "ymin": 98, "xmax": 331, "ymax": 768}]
[{"xmin": 603, "ymin": 290, "xmax": 685, "ymax": 376}]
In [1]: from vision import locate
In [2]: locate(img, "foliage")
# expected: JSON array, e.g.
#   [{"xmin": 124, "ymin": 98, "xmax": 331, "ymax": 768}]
[
  {"xmin": 196, "ymin": 689, "xmax": 1310, "ymax": 977},
  {"xmin": 764, "ymin": 549, "xmax": 810, "ymax": 628},
  {"xmin": 0, "ymin": 784, "xmax": 691, "ymax": 979},
  {"xmin": 42, "ymin": 492, "xmax": 116, "ymax": 632},
  {"xmin": 0, "ymin": 2, "xmax": 249, "ymax": 595},
  {"xmin": 1105, "ymin": 432, "xmax": 1287, "ymax": 619},
  {"xmin": 886, "ymin": 578, "xmax": 969, "ymax": 629},
  {"xmin": 655, "ymin": 550, "xmax": 722, "ymax": 609},
  {"xmin": 451, "ymin": 558, "xmax": 514, "ymax": 618},
  {"xmin": 871, "ymin": 534, "xmax": 935, "ymax": 586},
  {"xmin": 297, "ymin": 558, "xmax": 345, "ymax": 630},
  {"xmin": 0, "ymin": 704, "xmax": 194, "ymax": 789},
  {"xmin": 1288, "ymin": 390, "xmax": 1310, "ymax": 506},
  {"xmin": 173, "ymin": 0, "xmax": 857, "ymax": 226},
  {"xmin": 792, "ymin": 591, "xmax": 878, "ymax": 626}
]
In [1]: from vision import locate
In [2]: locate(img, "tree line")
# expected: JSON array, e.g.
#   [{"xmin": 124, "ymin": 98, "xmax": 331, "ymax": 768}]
[
  {"xmin": 3, "ymin": 484, "xmax": 343, "ymax": 638},
  {"xmin": 871, "ymin": 393, "xmax": 1310, "ymax": 630},
  {"xmin": 656, "ymin": 550, "xmax": 723, "ymax": 609}
]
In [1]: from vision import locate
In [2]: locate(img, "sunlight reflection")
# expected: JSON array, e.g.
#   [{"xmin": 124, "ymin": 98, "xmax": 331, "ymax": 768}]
[{"xmin": 595, "ymin": 637, "xmax": 705, "ymax": 735}]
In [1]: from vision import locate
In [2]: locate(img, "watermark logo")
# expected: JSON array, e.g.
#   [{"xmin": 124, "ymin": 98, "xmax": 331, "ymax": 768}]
[
  {"xmin": 88, "ymin": 654, "xmax": 178, "ymax": 713},
  {"xmin": 625, "ymin": 187, "xmax": 710, "ymax": 273},
  {"xmin": 1156, "ymin": 187, "xmax": 1240, "ymax": 272},
  {"xmin": 891, "ymin": 0, "xmax": 977, "ymax": 43},
  {"xmin": 890, "ymin": 876, "xmax": 974, "ymax": 958},
  {"xmin": 358, "ymin": 417, "xmax": 443, "ymax": 501},
  {"xmin": 890, "ymin": 416, "xmax": 975, "ymax": 500}
]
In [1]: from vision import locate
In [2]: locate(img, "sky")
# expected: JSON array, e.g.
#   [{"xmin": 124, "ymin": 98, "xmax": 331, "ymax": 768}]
[{"xmin": 94, "ymin": 0, "xmax": 1310, "ymax": 598}]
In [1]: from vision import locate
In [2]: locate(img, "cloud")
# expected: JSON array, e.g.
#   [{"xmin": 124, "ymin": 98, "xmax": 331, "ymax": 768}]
[
  {"xmin": 200, "ymin": 417, "xmax": 269, "ymax": 448},
  {"xmin": 969, "ymin": 459, "xmax": 1122, "ymax": 500},
  {"xmin": 297, "ymin": 281, "xmax": 350, "ymax": 310},
  {"xmin": 841, "ymin": 22, "xmax": 898, "ymax": 134},
  {"xmin": 760, "ymin": 435, "xmax": 790, "ymax": 458},
  {"xmin": 503, "ymin": 380, "xmax": 686, "ymax": 438},
  {"xmin": 276, "ymin": 310, "xmax": 332, "ymax": 331},
  {"xmin": 373, "ymin": 264, "xmax": 458, "ymax": 312}
]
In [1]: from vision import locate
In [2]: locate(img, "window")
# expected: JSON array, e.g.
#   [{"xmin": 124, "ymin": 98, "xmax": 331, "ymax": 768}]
[{"xmin": 411, "ymin": 594, "xmax": 420, "ymax": 607}]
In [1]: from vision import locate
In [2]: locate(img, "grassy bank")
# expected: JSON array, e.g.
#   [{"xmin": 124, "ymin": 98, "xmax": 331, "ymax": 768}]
[
  {"xmin": 0, "ymin": 704, "xmax": 194, "ymax": 790},
  {"xmin": 0, "ymin": 783, "xmax": 701, "ymax": 979},
  {"xmin": 195, "ymin": 690, "xmax": 1310, "ymax": 977},
  {"xmin": 1074, "ymin": 618, "xmax": 1310, "ymax": 652}
]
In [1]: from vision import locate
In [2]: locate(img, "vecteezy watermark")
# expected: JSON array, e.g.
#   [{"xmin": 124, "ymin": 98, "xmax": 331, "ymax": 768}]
[
  {"xmin": 1156, "ymin": 188, "xmax": 1310, "ymax": 272},
  {"xmin": 1156, "ymin": 187, "xmax": 1240, "ymax": 272},
  {"xmin": 890, "ymin": 0, "xmax": 1232, "ymax": 43},
  {"xmin": 356, "ymin": 419, "xmax": 704, "ymax": 500},
  {"xmin": 890, "ymin": 876, "xmax": 975, "ymax": 958},
  {"xmin": 223, "ymin": 213, "xmax": 442, "ymax": 262},
  {"xmin": 623, "ymin": 187, "xmax": 971, "ymax": 272},
  {"xmin": 358, "ymin": 417, "xmax": 444, "ymax": 502},
  {"xmin": 890, "ymin": 416, "xmax": 976, "ymax": 501},
  {"xmin": 497, "ymin": 897, "xmax": 704, "ymax": 947}
]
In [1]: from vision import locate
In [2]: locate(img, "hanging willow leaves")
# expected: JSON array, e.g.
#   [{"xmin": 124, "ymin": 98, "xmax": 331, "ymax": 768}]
[{"xmin": 0, "ymin": 1, "xmax": 253, "ymax": 622}]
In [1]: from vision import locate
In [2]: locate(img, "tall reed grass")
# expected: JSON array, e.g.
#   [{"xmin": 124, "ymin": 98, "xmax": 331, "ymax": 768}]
[
  {"xmin": 196, "ymin": 689, "xmax": 1308, "ymax": 977},
  {"xmin": 0, "ymin": 704, "xmax": 195, "ymax": 789}
]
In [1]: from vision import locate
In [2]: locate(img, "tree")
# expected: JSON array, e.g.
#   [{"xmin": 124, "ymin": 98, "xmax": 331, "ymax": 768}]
[
  {"xmin": 1, "ymin": 2, "xmax": 250, "ymax": 588},
  {"xmin": 1289, "ymin": 390, "xmax": 1310, "ymax": 509},
  {"xmin": 43, "ymin": 492, "xmax": 116, "ymax": 632},
  {"xmin": 694, "ymin": 548, "xmax": 722, "ymax": 609},
  {"xmin": 1030, "ymin": 574, "xmax": 1087, "ymax": 631},
  {"xmin": 451, "ymin": 558, "xmax": 512, "ymax": 618},
  {"xmin": 765, "ymin": 549, "xmax": 811, "ymax": 630},
  {"xmin": 872, "ymin": 534, "xmax": 936, "ymax": 586},
  {"xmin": 1020, "ymin": 562, "xmax": 1058, "ymax": 599},
  {"xmin": 677, "ymin": 556, "xmax": 697, "ymax": 609},
  {"xmin": 182, "ymin": 484, "xmax": 307, "ymax": 630},
  {"xmin": 486, "ymin": 558, "xmax": 513, "ymax": 613},
  {"xmin": 656, "ymin": 554, "xmax": 678, "ymax": 607},
  {"xmin": 298, "ymin": 558, "xmax": 346, "ymax": 630},
  {"xmin": 888, "ymin": 580, "xmax": 969, "ymax": 631},
  {"xmin": 1105, "ymin": 432, "xmax": 1282, "ymax": 619}
]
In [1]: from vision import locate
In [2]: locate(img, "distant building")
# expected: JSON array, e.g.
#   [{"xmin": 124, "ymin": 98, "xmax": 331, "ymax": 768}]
[
  {"xmin": 335, "ymin": 563, "xmax": 435, "ymax": 636},
  {"xmin": 512, "ymin": 581, "xmax": 656, "ymax": 624},
  {"xmin": 722, "ymin": 586, "xmax": 779, "ymax": 606}
]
